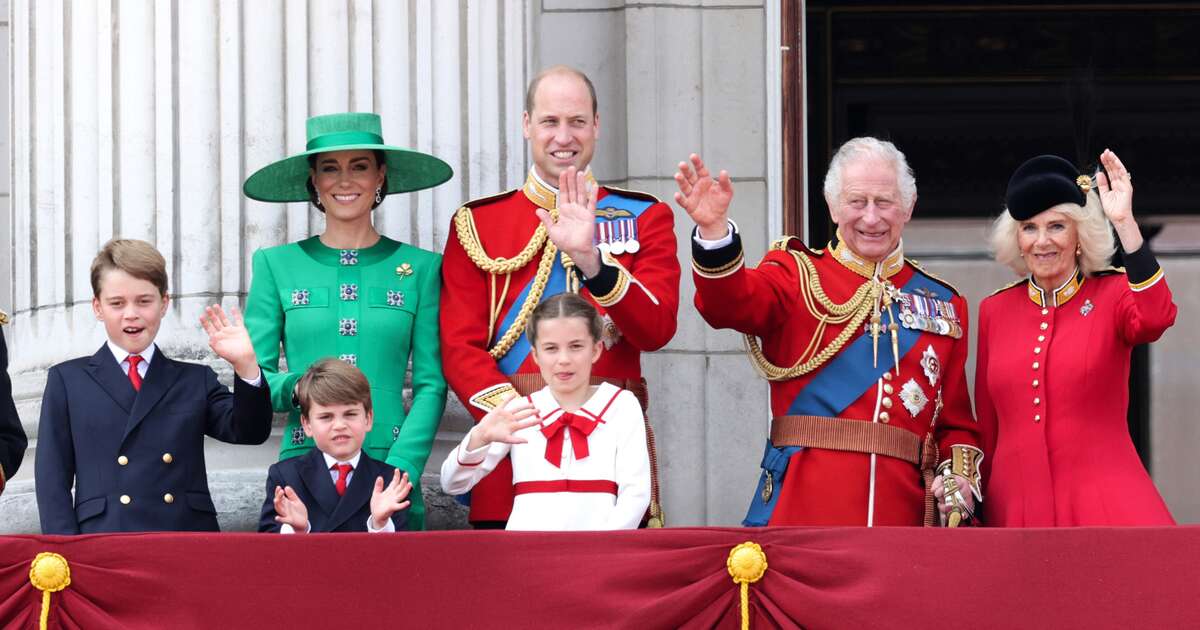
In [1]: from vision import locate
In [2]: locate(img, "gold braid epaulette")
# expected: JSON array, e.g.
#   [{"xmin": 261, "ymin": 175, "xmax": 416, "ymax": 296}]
[
  {"xmin": 744, "ymin": 250, "xmax": 881, "ymax": 381},
  {"xmin": 453, "ymin": 206, "xmax": 548, "ymax": 274},
  {"xmin": 453, "ymin": 206, "xmax": 559, "ymax": 359}
]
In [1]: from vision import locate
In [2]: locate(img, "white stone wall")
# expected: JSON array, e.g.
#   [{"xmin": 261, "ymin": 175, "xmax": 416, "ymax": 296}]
[{"xmin": 2, "ymin": 0, "xmax": 530, "ymax": 532}]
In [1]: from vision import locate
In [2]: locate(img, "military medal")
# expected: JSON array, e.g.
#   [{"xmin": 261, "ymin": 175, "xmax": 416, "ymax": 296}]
[
  {"xmin": 897, "ymin": 291, "xmax": 962, "ymax": 339},
  {"xmin": 625, "ymin": 219, "xmax": 640, "ymax": 253},
  {"xmin": 1080, "ymin": 299, "xmax": 1094, "ymax": 317},
  {"xmin": 610, "ymin": 220, "xmax": 627, "ymax": 255},
  {"xmin": 595, "ymin": 222, "xmax": 611, "ymax": 254},
  {"xmin": 900, "ymin": 379, "xmax": 929, "ymax": 417},
  {"xmin": 921, "ymin": 345, "xmax": 941, "ymax": 387},
  {"xmin": 600, "ymin": 313, "xmax": 622, "ymax": 349}
]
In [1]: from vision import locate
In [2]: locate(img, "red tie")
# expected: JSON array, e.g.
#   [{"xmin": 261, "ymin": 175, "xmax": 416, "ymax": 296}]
[
  {"xmin": 333, "ymin": 463, "xmax": 353, "ymax": 496},
  {"xmin": 126, "ymin": 355, "xmax": 143, "ymax": 391},
  {"xmin": 540, "ymin": 412, "xmax": 599, "ymax": 468}
]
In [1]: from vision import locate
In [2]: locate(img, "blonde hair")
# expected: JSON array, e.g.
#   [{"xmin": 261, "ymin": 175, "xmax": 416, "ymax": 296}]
[
  {"xmin": 296, "ymin": 358, "xmax": 373, "ymax": 416},
  {"xmin": 90, "ymin": 239, "xmax": 169, "ymax": 297},
  {"xmin": 989, "ymin": 191, "xmax": 1116, "ymax": 277}
]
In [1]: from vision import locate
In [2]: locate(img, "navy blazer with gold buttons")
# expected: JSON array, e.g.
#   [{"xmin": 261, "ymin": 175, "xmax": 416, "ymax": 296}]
[{"xmin": 35, "ymin": 343, "xmax": 273, "ymax": 534}]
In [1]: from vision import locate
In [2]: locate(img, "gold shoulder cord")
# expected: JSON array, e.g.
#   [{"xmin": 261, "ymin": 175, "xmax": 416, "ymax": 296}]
[
  {"xmin": 453, "ymin": 207, "xmax": 559, "ymax": 359},
  {"xmin": 744, "ymin": 250, "xmax": 881, "ymax": 381}
]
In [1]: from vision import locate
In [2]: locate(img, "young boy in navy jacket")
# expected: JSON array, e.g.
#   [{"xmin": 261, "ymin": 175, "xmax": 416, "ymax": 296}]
[
  {"xmin": 36, "ymin": 239, "xmax": 274, "ymax": 534},
  {"xmin": 259, "ymin": 358, "xmax": 411, "ymax": 533}
]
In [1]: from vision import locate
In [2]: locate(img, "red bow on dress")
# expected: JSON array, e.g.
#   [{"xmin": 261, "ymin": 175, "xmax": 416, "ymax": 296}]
[{"xmin": 540, "ymin": 411, "xmax": 599, "ymax": 467}]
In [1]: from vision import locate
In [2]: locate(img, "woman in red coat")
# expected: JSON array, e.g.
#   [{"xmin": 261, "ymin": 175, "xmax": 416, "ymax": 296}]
[{"xmin": 976, "ymin": 150, "xmax": 1177, "ymax": 526}]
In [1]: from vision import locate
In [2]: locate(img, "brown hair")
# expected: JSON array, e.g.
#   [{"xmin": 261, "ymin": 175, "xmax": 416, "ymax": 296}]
[
  {"xmin": 524, "ymin": 65, "xmax": 598, "ymax": 116},
  {"xmin": 296, "ymin": 358, "xmax": 373, "ymax": 417},
  {"xmin": 90, "ymin": 239, "xmax": 169, "ymax": 297},
  {"xmin": 525, "ymin": 293, "xmax": 604, "ymax": 346}
]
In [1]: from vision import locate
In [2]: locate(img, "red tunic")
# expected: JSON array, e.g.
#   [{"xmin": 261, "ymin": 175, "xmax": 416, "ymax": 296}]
[
  {"xmin": 440, "ymin": 171, "xmax": 680, "ymax": 522},
  {"xmin": 976, "ymin": 247, "xmax": 1177, "ymax": 526},
  {"xmin": 693, "ymin": 232, "xmax": 980, "ymax": 526}
]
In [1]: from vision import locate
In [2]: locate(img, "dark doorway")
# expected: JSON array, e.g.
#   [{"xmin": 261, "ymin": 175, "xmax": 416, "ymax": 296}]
[{"xmin": 793, "ymin": 1, "xmax": 1200, "ymax": 469}]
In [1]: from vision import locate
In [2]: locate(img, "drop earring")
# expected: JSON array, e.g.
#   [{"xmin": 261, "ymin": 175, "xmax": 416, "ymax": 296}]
[{"xmin": 375, "ymin": 187, "xmax": 383, "ymax": 204}]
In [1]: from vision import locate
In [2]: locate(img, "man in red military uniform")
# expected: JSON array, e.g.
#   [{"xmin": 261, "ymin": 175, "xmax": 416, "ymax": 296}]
[
  {"xmin": 675, "ymin": 138, "xmax": 981, "ymax": 526},
  {"xmin": 441, "ymin": 65, "xmax": 680, "ymax": 527}
]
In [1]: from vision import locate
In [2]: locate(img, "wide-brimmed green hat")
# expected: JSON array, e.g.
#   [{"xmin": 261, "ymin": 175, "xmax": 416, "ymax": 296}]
[{"xmin": 243, "ymin": 112, "xmax": 452, "ymax": 202}]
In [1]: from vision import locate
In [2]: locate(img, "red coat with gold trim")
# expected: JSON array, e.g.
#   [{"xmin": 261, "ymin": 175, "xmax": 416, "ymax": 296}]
[
  {"xmin": 976, "ymin": 246, "xmax": 1176, "ymax": 526},
  {"xmin": 440, "ymin": 171, "xmax": 679, "ymax": 522},
  {"xmin": 693, "ymin": 231, "xmax": 980, "ymax": 526}
]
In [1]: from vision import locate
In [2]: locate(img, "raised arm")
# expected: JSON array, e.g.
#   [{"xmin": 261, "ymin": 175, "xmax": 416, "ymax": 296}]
[
  {"xmin": 1096, "ymin": 149, "xmax": 1178, "ymax": 344},
  {"xmin": 439, "ymin": 399, "xmax": 538, "ymax": 495},
  {"xmin": 244, "ymin": 249, "xmax": 304, "ymax": 413}
]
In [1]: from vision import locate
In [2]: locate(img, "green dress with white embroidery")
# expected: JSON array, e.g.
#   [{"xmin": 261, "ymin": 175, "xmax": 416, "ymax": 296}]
[{"xmin": 245, "ymin": 236, "xmax": 446, "ymax": 530}]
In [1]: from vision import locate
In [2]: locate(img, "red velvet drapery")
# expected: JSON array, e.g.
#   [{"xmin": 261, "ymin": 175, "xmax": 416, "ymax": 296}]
[{"xmin": 1, "ymin": 527, "xmax": 1196, "ymax": 629}]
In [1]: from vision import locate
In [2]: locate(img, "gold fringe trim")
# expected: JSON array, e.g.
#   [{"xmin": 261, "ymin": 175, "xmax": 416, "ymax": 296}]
[{"xmin": 744, "ymin": 251, "xmax": 880, "ymax": 381}]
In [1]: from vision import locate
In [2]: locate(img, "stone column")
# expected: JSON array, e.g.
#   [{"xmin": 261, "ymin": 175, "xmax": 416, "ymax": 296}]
[{"xmin": 3, "ymin": 0, "xmax": 529, "ymax": 532}]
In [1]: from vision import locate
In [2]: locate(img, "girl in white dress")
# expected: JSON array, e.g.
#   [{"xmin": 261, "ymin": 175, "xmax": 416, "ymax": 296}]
[{"xmin": 440, "ymin": 293, "xmax": 650, "ymax": 530}]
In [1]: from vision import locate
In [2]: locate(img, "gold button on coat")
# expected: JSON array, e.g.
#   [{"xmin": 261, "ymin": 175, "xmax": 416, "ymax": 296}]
[
  {"xmin": 878, "ymin": 411, "xmax": 890, "ymax": 422},
  {"xmin": 163, "ymin": 493, "xmax": 175, "ymax": 504},
  {"xmin": 1034, "ymin": 415, "xmax": 1041, "ymax": 422},
  {"xmin": 117, "ymin": 455, "xmax": 128, "ymax": 466},
  {"xmin": 120, "ymin": 495, "xmax": 131, "ymax": 505},
  {"xmin": 882, "ymin": 398, "xmax": 893, "ymax": 409},
  {"xmin": 883, "ymin": 384, "xmax": 894, "ymax": 395},
  {"xmin": 162, "ymin": 453, "xmax": 174, "ymax": 464}
]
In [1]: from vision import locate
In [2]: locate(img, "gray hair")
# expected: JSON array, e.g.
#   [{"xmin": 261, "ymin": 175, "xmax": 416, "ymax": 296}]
[
  {"xmin": 822, "ymin": 137, "xmax": 917, "ymax": 210},
  {"xmin": 989, "ymin": 191, "xmax": 1116, "ymax": 277}
]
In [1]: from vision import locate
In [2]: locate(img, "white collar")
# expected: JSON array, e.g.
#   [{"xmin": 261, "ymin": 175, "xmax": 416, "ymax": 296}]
[
  {"xmin": 322, "ymin": 450, "xmax": 362, "ymax": 470},
  {"xmin": 108, "ymin": 341, "xmax": 157, "ymax": 367},
  {"xmin": 529, "ymin": 165, "xmax": 594, "ymax": 193},
  {"xmin": 535, "ymin": 381, "xmax": 619, "ymax": 425}
]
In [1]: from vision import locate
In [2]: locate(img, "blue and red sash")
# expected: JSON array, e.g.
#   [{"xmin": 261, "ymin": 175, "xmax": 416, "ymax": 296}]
[
  {"xmin": 491, "ymin": 253, "xmax": 568, "ymax": 375},
  {"xmin": 491, "ymin": 191, "xmax": 654, "ymax": 375},
  {"xmin": 743, "ymin": 269, "xmax": 952, "ymax": 526}
]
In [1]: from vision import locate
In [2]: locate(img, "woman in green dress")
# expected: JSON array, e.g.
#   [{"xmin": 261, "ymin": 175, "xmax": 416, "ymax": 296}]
[{"xmin": 243, "ymin": 112, "xmax": 450, "ymax": 529}]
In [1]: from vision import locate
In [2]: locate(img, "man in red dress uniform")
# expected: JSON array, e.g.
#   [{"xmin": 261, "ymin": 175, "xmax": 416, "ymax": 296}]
[
  {"xmin": 440, "ymin": 66, "xmax": 680, "ymax": 527},
  {"xmin": 675, "ymin": 138, "xmax": 981, "ymax": 526}
]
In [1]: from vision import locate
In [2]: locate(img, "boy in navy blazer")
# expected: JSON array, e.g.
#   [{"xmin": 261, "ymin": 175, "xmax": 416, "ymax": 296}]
[
  {"xmin": 259, "ymin": 358, "xmax": 411, "ymax": 533},
  {"xmin": 35, "ymin": 239, "xmax": 273, "ymax": 534}
]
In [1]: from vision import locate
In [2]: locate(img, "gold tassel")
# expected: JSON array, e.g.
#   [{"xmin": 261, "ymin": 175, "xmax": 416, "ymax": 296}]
[
  {"xmin": 29, "ymin": 552, "xmax": 71, "ymax": 630},
  {"xmin": 727, "ymin": 542, "xmax": 768, "ymax": 630}
]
